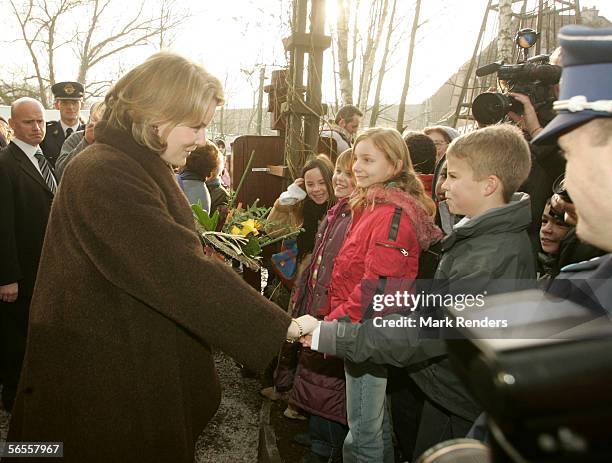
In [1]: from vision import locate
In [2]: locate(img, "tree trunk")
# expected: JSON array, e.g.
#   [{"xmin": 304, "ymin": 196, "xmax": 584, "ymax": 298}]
[
  {"xmin": 497, "ymin": 0, "xmax": 514, "ymax": 63},
  {"xmin": 349, "ymin": 0, "xmax": 360, "ymax": 90},
  {"xmin": 396, "ymin": 0, "xmax": 421, "ymax": 132},
  {"xmin": 336, "ymin": 0, "xmax": 353, "ymax": 105},
  {"xmin": 357, "ymin": 0, "xmax": 388, "ymax": 113},
  {"xmin": 369, "ymin": 0, "xmax": 397, "ymax": 126}
]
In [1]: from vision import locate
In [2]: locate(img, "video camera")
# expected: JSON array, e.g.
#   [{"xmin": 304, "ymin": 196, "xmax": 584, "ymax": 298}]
[{"xmin": 471, "ymin": 29, "xmax": 562, "ymax": 126}]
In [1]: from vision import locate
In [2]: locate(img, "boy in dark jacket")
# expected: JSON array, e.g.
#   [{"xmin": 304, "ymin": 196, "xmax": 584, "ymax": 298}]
[
  {"xmin": 306, "ymin": 124, "xmax": 536, "ymax": 460},
  {"xmin": 407, "ymin": 123, "xmax": 535, "ymax": 456},
  {"xmin": 436, "ymin": 124, "xmax": 535, "ymax": 280}
]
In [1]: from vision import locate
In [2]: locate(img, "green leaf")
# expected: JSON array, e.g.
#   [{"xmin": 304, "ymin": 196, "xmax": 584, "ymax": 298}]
[
  {"xmin": 192, "ymin": 203, "xmax": 218, "ymax": 231},
  {"xmin": 242, "ymin": 235, "xmax": 262, "ymax": 257}
]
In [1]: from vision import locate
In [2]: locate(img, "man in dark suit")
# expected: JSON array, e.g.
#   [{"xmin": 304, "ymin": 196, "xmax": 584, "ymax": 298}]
[
  {"xmin": 0, "ymin": 97, "xmax": 55, "ymax": 412},
  {"xmin": 40, "ymin": 81, "xmax": 86, "ymax": 167}
]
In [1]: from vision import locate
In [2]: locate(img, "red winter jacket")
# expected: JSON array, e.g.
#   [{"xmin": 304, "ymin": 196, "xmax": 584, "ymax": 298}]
[{"xmin": 324, "ymin": 185, "xmax": 442, "ymax": 323}]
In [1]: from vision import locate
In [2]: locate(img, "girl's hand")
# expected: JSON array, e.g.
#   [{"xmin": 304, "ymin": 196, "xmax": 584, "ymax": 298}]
[{"xmin": 293, "ymin": 178, "xmax": 305, "ymax": 188}]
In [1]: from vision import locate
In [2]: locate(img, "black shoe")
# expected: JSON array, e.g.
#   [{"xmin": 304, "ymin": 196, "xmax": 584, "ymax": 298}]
[{"xmin": 293, "ymin": 432, "xmax": 311, "ymax": 447}]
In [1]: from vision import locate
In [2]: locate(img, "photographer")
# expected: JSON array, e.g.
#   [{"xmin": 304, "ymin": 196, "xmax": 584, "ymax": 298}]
[{"xmin": 510, "ymin": 91, "xmax": 567, "ymax": 252}]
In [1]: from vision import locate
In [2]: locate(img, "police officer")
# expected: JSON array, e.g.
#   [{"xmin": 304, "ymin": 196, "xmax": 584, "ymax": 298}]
[
  {"xmin": 41, "ymin": 81, "xmax": 86, "ymax": 168},
  {"xmin": 532, "ymin": 25, "xmax": 612, "ymax": 300}
]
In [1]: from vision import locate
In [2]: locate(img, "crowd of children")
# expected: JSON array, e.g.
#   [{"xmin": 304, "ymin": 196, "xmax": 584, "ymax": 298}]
[{"xmin": 262, "ymin": 118, "xmax": 602, "ymax": 463}]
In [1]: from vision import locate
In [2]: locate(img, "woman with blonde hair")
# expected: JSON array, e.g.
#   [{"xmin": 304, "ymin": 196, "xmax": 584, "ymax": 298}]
[{"xmin": 6, "ymin": 51, "xmax": 315, "ymax": 463}]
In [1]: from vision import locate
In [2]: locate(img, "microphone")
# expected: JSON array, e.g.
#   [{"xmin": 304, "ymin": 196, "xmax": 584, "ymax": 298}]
[{"xmin": 476, "ymin": 61, "xmax": 503, "ymax": 78}]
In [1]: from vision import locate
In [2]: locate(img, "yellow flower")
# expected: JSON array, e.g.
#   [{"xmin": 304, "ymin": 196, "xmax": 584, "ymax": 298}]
[
  {"xmin": 230, "ymin": 225, "xmax": 241, "ymax": 235},
  {"xmin": 240, "ymin": 219, "xmax": 259, "ymax": 236}
]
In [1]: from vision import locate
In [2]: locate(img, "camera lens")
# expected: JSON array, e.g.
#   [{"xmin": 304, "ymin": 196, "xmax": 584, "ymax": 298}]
[{"xmin": 472, "ymin": 92, "xmax": 511, "ymax": 125}]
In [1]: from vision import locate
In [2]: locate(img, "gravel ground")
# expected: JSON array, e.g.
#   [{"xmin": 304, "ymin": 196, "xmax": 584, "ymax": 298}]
[
  {"xmin": 195, "ymin": 351, "xmax": 262, "ymax": 462},
  {"xmin": 0, "ymin": 397, "xmax": 8, "ymax": 444},
  {"xmin": 0, "ymin": 352, "xmax": 263, "ymax": 462}
]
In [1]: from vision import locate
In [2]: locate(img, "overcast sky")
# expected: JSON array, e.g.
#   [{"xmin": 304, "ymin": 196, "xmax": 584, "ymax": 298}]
[{"xmin": 1, "ymin": 0, "xmax": 611, "ymax": 108}]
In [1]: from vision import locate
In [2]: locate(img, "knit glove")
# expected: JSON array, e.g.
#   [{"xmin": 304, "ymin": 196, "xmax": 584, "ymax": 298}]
[{"xmin": 278, "ymin": 181, "xmax": 307, "ymax": 205}]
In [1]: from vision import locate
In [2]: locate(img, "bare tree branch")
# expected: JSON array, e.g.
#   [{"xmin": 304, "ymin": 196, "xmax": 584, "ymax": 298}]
[
  {"xmin": 76, "ymin": 0, "xmax": 188, "ymax": 83},
  {"xmin": 9, "ymin": 0, "xmax": 49, "ymax": 106}
]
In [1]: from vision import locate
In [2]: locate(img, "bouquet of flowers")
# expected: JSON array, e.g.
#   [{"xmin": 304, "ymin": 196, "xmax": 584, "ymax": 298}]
[{"xmin": 192, "ymin": 150, "xmax": 301, "ymax": 271}]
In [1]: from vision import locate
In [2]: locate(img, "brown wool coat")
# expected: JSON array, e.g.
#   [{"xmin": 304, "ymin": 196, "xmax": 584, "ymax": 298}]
[{"xmin": 6, "ymin": 122, "xmax": 291, "ymax": 463}]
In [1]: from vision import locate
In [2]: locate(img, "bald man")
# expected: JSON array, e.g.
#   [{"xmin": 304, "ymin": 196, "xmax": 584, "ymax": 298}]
[{"xmin": 0, "ymin": 97, "xmax": 56, "ymax": 412}]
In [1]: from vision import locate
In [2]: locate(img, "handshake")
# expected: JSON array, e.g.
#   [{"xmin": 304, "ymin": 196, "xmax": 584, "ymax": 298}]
[{"xmin": 286, "ymin": 315, "xmax": 320, "ymax": 347}]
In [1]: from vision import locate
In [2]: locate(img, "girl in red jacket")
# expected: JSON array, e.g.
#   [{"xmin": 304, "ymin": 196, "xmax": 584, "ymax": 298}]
[{"xmin": 325, "ymin": 127, "xmax": 441, "ymax": 462}]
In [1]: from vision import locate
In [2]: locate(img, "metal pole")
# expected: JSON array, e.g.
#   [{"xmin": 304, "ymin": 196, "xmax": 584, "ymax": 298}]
[{"xmin": 450, "ymin": 0, "xmax": 492, "ymax": 128}]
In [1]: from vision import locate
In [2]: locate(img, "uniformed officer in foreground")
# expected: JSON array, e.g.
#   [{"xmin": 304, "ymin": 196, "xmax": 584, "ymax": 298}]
[
  {"xmin": 532, "ymin": 25, "xmax": 612, "ymax": 293},
  {"xmin": 41, "ymin": 81, "xmax": 86, "ymax": 167}
]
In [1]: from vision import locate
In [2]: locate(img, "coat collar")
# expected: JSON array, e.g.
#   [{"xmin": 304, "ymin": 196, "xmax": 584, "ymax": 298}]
[
  {"xmin": 364, "ymin": 185, "xmax": 443, "ymax": 249},
  {"xmin": 442, "ymin": 192, "xmax": 532, "ymax": 251},
  {"xmin": 93, "ymin": 120, "xmax": 174, "ymax": 176},
  {"xmin": 8, "ymin": 142, "xmax": 54, "ymax": 195}
]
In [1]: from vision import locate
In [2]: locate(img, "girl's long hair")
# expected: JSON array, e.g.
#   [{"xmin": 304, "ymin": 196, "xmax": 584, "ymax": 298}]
[
  {"xmin": 297, "ymin": 154, "xmax": 335, "ymax": 259},
  {"xmin": 349, "ymin": 127, "xmax": 436, "ymax": 216}
]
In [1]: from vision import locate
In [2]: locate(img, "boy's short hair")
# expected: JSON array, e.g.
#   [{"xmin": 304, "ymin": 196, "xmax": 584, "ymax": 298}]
[
  {"xmin": 184, "ymin": 140, "xmax": 221, "ymax": 181},
  {"xmin": 446, "ymin": 124, "xmax": 531, "ymax": 202}
]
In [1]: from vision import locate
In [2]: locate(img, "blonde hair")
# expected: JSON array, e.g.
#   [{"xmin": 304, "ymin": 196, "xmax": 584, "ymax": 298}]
[
  {"xmin": 446, "ymin": 124, "xmax": 531, "ymax": 202},
  {"xmin": 335, "ymin": 148, "xmax": 354, "ymax": 173},
  {"xmin": 103, "ymin": 51, "xmax": 225, "ymax": 154},
  {"xmin": 88, "ymin": 101, "xmax": 105, "ymax": 123},
  {"xmin": 350, "ymin": 127, "xmax": 436, "ymax": 216}
]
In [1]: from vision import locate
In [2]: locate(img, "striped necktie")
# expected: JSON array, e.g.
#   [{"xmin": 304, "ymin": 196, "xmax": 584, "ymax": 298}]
[
  {"xmin": 34, "ymin": 149, "xmax": 58, "ymax": 194},
  {"xmin": 65, "ymin": 127, "xmax": 73, "ymax": 138}
]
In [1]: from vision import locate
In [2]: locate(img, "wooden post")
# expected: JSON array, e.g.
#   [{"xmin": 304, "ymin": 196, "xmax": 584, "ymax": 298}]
[
  {"xmin": 304, "ymin": 0, "xmax": 326, "ymax": 158},
  {"xmin": 256, "ymin": 66, "xmax": 265, "ymax": 135},
  {"xmin": 285, "ymin": 0, "xmax": 308, "ymax": 180},
  {"xmin": 282, "ymin": 0, "xmax": 331, "ymax": 180}
]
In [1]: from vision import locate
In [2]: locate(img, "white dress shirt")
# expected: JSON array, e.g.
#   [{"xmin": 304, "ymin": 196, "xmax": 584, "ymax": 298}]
[
  {"xmin": 60, "ymin": 121, "xmax": 80, "ymax": 136},
  {"xmin": 12, "ymin": 138, "xmax": 44, "ymax": 176}
]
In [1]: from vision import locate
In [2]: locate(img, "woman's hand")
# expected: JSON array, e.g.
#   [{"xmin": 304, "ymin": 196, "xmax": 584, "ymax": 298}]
[
  {"xmin": 84, "ymin": 122, "xmax": 97, "ymax": 145},
  {"xmin": 286, "ymin": 315, "xmax": 319, "ymax": 342},
  {"xmin": 293, "ymin": 178, "xmax": 305, "ymax": 188}
]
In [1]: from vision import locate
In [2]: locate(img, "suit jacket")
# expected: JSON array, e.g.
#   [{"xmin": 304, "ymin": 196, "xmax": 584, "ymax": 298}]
[
  {"xmin": 7, "ymin": 121, "xmax": 291, "ymax": 462},
  {"xmin": 0, "ymin": 142, "xmax": 54, "ymax": 298},
  {"xmin": 41, "ymin": 120, "xmax": 85, "ymax": 168}
]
